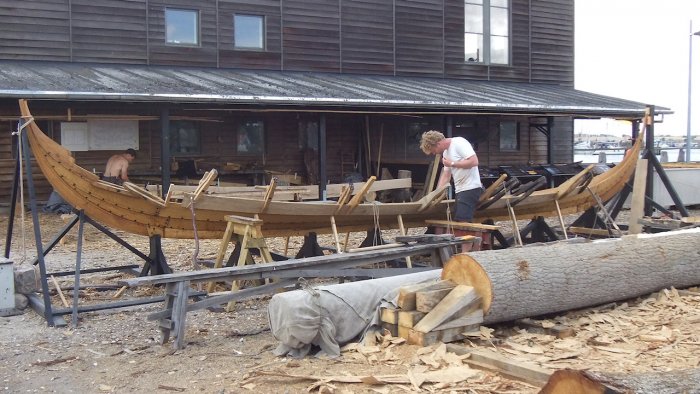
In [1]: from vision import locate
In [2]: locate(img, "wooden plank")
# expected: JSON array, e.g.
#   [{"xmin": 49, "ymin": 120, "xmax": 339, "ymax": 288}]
[
  {"xmin": 567, "ymin": 226, "xmax": 613, "ymax": 237},
  {"xmin": 446, "ymin": 345, "xmax": 553, "ymax": 386},
  {"xmin": 425, "ymin": 220, "xmax": 500, "ymax": 231},
  {"xmin": 628, "ymin": 159, "xmax": 648, "ymax": 234},
  {"xmin": 413, "ymin": 285, "xmax": 478, "ymax": 333},
  {"xmin": 406, "ymin": 324, "xmax": 478, "ymax": 346},
  {"xmin": 415, "ymin": 287, "xmax": 453, "ymax": 313},
  {"xmin": 396, "ymin": 279, "xmax": 456, "ymax": 310},
  {"xmin": 398, "ymin": 310, "xmax": 425, "ymax": 328},
  {"xmin": 434, "ymin": 309, "xmax": 483, "ymax": 331},
  {"xmin": 380, "ymin": 307, "xmax": 399, "ymax": 325}
]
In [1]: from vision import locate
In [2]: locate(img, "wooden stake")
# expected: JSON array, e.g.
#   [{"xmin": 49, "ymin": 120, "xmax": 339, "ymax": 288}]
[{"xmin": 51, "ymin": 275, "xmax": 70, "ymax": 308}]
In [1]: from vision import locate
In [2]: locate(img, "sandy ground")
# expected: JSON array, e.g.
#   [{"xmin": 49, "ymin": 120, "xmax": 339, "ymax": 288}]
[{"xmin": 1, "ymin": 208, "xmax": 699, "ymax": 393}]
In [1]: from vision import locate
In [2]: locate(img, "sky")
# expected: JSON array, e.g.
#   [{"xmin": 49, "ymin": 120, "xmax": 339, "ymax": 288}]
[{"xmin": 575, "ymin": 0, "xmax": 700, "ymax": 136}]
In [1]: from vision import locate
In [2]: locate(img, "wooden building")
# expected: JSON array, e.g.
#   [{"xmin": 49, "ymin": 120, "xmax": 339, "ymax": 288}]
[{"xmin": 0, "ymin": 0, "xmax": 667, "ymax": 202}]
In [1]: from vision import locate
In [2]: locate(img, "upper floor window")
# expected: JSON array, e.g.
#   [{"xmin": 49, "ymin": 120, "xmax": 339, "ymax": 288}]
[
  {"xmin": 465, "ymin": 0, "xmax": 509, "ymax": 64},
  {"xmin": 234, "ymin": 14, "xmax": 264, "ymax": 50},
  {"xmin": 166, "ymin": 8, "xmax": 200, "ymax": 46}
]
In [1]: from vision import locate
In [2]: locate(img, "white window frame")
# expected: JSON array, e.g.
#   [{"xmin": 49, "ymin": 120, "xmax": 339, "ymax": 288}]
[
  {"xmin": 165, "ymin": 8, "xmax": 200, "ymax": 46},
  {"xmin": 464, "ymin": 0, "xmax": 510, "ymax": 65},
  {"xmin": 234, "ymin": 14, "xmax": 265, "ymax": 50}
]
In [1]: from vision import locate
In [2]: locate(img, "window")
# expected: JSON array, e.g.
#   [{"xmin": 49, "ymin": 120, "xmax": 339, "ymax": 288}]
[
  {"xmin": 166, "ymin": 8, "xmax": 199, "ymax": 45},
  {"xmin": 499, "ymin": 121, "xmax": 519, "ymax": 151},
  {"xmin": 465, "ymin": 0, "xmax": 509, "ymax": 64},
  {"xmin": 234, "ymin": 14, "xmax": 265, "ymax": 50},
  {"xmin": 170, "ymin": 121, "xmax": 200, "ymax": 154},
  {"xmin": 237, "ymin": 120, "xmax": 264, "ymax": 155}
]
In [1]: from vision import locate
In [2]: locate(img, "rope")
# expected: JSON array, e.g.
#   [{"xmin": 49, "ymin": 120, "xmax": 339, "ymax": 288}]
[
  {"xmin": 371, "ymin": 201, "xmax": 381, "ymax": 246},
  {"xmin": 11, "ymin": 116, "xmax": 35, "ymax": 264},
  {"xmin": 445, "ymin": 199, "xmax": 453, "ymax": 235}
]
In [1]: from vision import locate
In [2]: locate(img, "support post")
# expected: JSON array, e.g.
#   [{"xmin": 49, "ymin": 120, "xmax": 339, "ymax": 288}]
[
  {"xmin": 4, "ymin": 153, "xmax": 20, "ymax": 259},
  {"xmin": 72, "ymin": 211, "xmax": 86, "ymax": 327},
  {"xmin": 20, "ymin": 121, "xmax": 55, "ymax": 326},
  {"xmin": 160, "ymin": 108, "xmax": 171, "ymax": 199}
]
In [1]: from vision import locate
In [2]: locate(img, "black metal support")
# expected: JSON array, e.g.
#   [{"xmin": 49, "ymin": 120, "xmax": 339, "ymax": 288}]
[
  {"xmin": 643, "ymin": 150, "xmax": 690, "ymax": 217},
  {"xmin": 510, "ymin": 216, "xmax": 559, "ymax": 244},
  {"xmin": 318, "ymin": 113, "xmax": 327, "ymax": 200},
  {"xmin": 30, "ymin": 214, "xmax": 80, "ymax": 265},
  {"xmin": 141, "ymin": 235, "xmax": 171, "ymax": 276},
  {"xmin": 160, "ymin": 108, "xmax": 171, "ymax": 199},
  {"xmin": 359, "ymin": 228, "xmax": 387, "ymax": 248},
  {"xmin": 644, "ymin": 106, "xmax": 655, "ymax": 217},
  {"xmin": 19, "ymin": 121, "xmax": 55, "ymax": 326},
  {"xmin": 72, "ymin": 210, "xmax": 85, "ymax": 327},
  {"xmin": 4, "ymin": 153, "xmax": 20, "ymax": 259},
  {"xmin": 295, "ymin": 232, "xmax": 326, "ymax": 258}
]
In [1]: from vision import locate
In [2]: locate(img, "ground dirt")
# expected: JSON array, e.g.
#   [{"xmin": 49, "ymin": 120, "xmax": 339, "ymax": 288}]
[{"xmin": 1, "ymin": 208, "xmax": 699, "ymax": 393}]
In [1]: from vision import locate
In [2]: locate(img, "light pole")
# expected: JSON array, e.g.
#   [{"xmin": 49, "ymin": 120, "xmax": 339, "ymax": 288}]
[{"xmin": 686, "ymin": 21, "xmax": 700, "ymax": 162}]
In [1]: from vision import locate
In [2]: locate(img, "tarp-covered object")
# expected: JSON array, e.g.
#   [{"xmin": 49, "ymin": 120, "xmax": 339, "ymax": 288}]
[{"xmin": 268, "ymin": 270, "xmax": 441, "ymax": 358}]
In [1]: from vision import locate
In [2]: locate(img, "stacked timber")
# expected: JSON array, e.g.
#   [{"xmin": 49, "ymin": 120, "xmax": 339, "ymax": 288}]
[{"xmin": 380, "ymin": 280, "xmax": 485, "ymax": 346}]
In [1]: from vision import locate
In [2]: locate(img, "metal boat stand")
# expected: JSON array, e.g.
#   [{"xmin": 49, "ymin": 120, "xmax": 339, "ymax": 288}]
[{"xmin": 5, "ymin": 125, "xmax": 184, "ymax": 327}]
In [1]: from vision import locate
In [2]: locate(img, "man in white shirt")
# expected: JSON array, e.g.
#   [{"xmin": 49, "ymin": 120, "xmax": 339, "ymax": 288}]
[{"xmin": 420, "ymin": 130, "xmax": 483, "ymax": 221}]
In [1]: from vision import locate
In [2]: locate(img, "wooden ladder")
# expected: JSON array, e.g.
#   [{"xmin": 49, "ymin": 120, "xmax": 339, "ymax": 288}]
[{"xmin": 207, "ymin": 215, "xmax": 274, "ymax": 311}]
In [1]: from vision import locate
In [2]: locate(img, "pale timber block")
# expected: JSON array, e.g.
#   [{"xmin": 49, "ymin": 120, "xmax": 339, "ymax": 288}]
[
  {"xmin": 381, "ymin": 322, "xmax": 399, "ymax": 337},
  {"xmin": 445, "ymin": 345, "xmax": 553, "ymax": 386},
  {"xmin": 434, "ymin": 309, "xmax": 484, "ymax": 331},
  {"xmin": 416, "ymin": 287, "xmax": 453, "ymax": 313},
  {"xmin": 380, "ymin": 307, "xmax": 399, "ymax": 325},
  {"xmin": 407, "ymin": 324, "xmax": 480, "ymax": 346},
  {"xmin": 413, "ymin": 285, "xmax": 477, "ymax": 333},
  {"xmin": 398, "ymin": 324, "xmax": 411, "ymax": 340},
  {"xmin": 396, "ymin": 279, "xmax": 455, "ymax": 310},
  {"xmin": 398, "ymin": 310, "xmax": 426, "ymax": 328}
]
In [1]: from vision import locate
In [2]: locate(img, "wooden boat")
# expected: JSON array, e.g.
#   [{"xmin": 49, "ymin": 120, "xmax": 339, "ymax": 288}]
[{"xmin": 19, "ymin": 99, "xmax": 642, "ymax": 239}]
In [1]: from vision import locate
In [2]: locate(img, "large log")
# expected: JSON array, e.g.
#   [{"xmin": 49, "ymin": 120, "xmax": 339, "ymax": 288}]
[
  {"xmin": 441, "ymin": 228, "xmax": 700, "ymax": 324},
  {"xmin": 540, "ymin": 368, "xmax": 700, "ymax": 394}
]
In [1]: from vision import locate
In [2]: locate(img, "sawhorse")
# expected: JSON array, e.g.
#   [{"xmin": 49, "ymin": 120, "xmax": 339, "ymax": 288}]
[{"xmin": 207, "ymin": 215, "xmax": 274, "ymax": 311}]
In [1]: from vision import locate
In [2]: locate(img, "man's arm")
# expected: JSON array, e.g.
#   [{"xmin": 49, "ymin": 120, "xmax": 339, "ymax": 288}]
[{"xmin": 437, "ymin": 166, "xmax": 452, "ymax": 188}]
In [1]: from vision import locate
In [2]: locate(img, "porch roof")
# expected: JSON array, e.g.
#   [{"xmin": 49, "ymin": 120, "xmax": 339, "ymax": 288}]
[{"xmin": 0, "ymin": 60, "xmax": 669, "ymax": 118}]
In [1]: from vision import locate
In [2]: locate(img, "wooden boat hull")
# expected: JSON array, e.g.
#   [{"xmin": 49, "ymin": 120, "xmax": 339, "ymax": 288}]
[{"xmin": 19, "ymin": 99, "xmax": 641, "ymax": 239}]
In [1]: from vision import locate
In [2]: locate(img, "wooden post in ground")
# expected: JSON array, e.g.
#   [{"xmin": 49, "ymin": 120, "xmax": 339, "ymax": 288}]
[{"xmin": 628, "ymin": 158, "xmax": 648, "ymax": 234}]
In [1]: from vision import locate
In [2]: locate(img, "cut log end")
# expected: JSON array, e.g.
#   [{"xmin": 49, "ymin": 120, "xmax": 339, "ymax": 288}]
[
  {"xmin": 441, "ymin": 254, "xmax": 494, "ymax": 313},
  {"xmin": 539, "ymin": 369, "xmax": 608, "ymax": 394}
]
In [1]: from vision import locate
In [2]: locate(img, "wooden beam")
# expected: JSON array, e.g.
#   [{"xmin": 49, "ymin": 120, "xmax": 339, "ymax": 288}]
[{"xmin": 446, "ymin": 345, "xmax": 553, "ymax": 386}]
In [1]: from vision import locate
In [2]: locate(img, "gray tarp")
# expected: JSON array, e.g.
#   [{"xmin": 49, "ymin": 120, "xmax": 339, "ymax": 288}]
[{"xmin": 268, "ymin": 270, "xmax": 442, "ymax": 358}]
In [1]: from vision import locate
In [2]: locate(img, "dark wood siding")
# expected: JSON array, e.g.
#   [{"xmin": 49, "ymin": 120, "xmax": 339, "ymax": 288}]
[
  {"xmin": 282, "ymin": 0, "xmax": 341, "ymax": 72},
  {"xmin": 71, "ymin": 0, "xmax": 148, "ymax": 64},
  {"xmin": 550, "ymin": 116, "xmax": 574, "ymax": 163},
  {"xmin": 340, "ymin": 0, "xmax": 394, "ymax": 75},
  {"xmin": 218, "ymin": 0, "xmax": 282, "ymax": 70},
  {"xmin": 147, "ymin": 0, "xmax": 218, "ymax": 67},
  {"xmin": 394, "ymin": 0, "xmax": 444, "ymax": 77},
  {"xmin": 530, "ymin": 0, "xmax": 574, "ymax": 85},
  {"xmin": 0, "ymin": 0, "xmax": 71, "ymax": 61},
  {"xmin": 0, "ymin": 0, "xmax": 577, "ymax": 85}
]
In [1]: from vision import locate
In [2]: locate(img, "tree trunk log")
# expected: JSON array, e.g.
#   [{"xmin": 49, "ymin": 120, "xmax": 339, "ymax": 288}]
[
  {"xmin": 540, "ymin": 367, "xmax": 700, "ymax": 394},
  {"xmin": 442, "ymin": 228, "xmax": 700, "ymax": 324}
]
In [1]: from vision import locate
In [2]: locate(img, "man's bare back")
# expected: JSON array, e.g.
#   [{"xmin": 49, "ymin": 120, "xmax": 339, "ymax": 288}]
[{"xmin": 103, "ymin": 149, "xmax": 136, "ymax": 185}]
